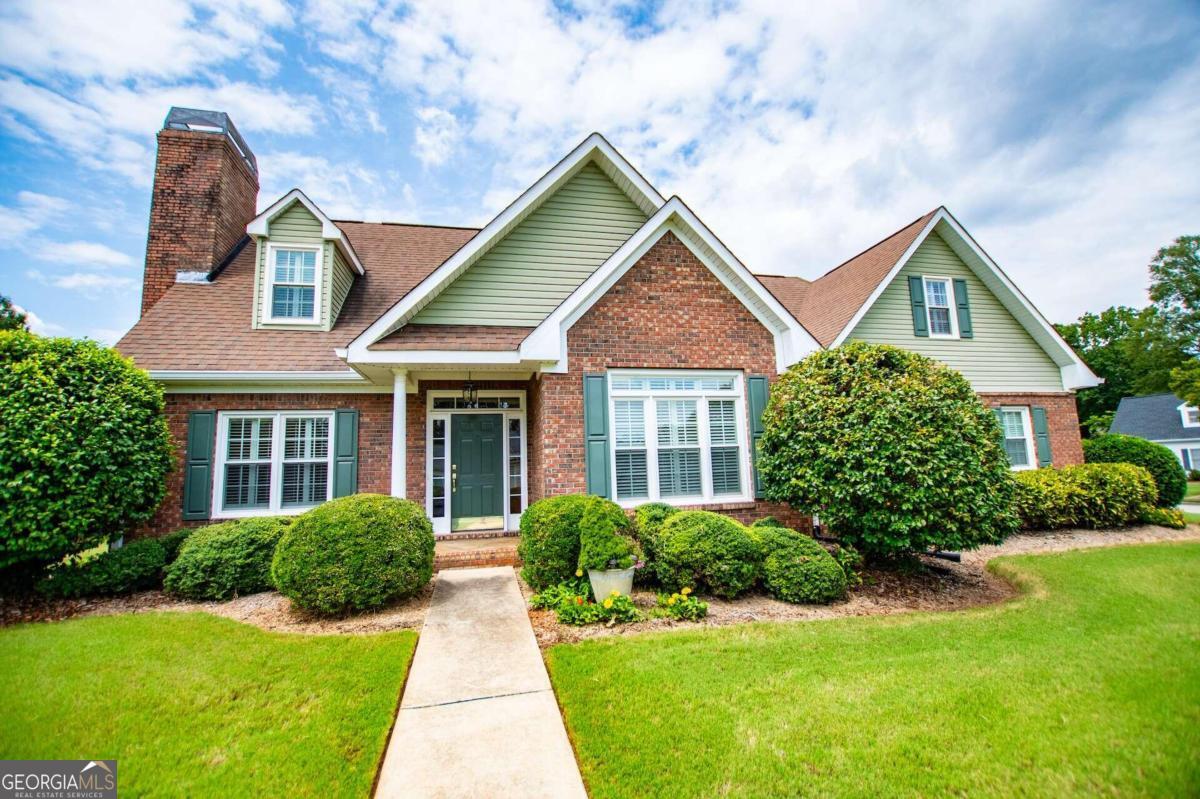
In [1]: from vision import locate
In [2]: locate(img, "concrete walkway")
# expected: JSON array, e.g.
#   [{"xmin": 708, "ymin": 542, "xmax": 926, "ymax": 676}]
[{"xmin": 375, "ymin": 567, "xmax": 587, "ymax": 799}]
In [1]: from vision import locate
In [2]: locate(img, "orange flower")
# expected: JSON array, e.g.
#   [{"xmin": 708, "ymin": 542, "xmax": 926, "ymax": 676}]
[{"xmin": 575, "ymin": 596, "xmax": 584, "ymax": 605}]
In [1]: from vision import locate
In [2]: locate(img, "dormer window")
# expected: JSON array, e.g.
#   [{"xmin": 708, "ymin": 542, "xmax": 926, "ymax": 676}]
[
  {"xmin": 267, "ymin": 245, "xmax": 320, "ymax": 322},
  {"xmin": 923, "ymin": 276, "xmax": 957, "ymax": 337},
  {"xmin": 1182, "ymin": 404, "xmax": 1200, "ymax": 428}
]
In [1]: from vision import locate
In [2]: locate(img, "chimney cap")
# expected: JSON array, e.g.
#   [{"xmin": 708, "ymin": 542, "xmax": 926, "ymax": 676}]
[{"xmin": 163, "ymin": 107, "xmax": 257, "ymax": 176}]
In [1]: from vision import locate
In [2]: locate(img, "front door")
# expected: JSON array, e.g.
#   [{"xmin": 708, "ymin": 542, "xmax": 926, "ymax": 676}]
[{"xmin": 450, "ymin": 413, "xmax": 504, "ymax": 531}]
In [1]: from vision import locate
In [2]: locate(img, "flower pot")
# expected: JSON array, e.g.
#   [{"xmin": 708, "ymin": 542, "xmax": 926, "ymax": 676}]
[{"xmin": 588, "ymin": 567, "xmax": 635, "ymax": 599}]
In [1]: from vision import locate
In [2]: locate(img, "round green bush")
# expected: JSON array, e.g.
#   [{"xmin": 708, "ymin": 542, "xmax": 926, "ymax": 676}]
[
  {"xmin": 1013, "ymin": 462, "xmax": 1157, "ymax": 530},
  {"xmin": 758, "ymin": 342, "xmax": 1018, "ymax": 558},
  {"xmin": 159, "ymin": 528, "xmax": 195, "ymax": 565},
  {"xmin": 1083, "ymin": 434, "xmax": 1185, "ymax": 507},
  {"xmin": 0, "ymin": 331, "xmax": 173, "ymax": 570},
  {"xmin": 760, "ymin": 534, "xmax": 847, "ymax": 604},
  {"xmin": 632, "ymin": 502, "xmax": 679, "ymax": 565},
  {"xmin": 577, "ymin": 497, "xmax": 638, "ymax": 571},
  {"xmin": 655, "ymin": 511, "xmax": 761, "ymax": 598},
  {"xmin": 164, "ymin": 517, "xmax": 290, "ymax": 600},
  {"xmin": 518, "ymin": 494, "xmax": 593, "ymax": 590},
  {"xmin": 38, "ymin": 538, "xmax": 166, "ymax": 599},
  {"xmin": 272, "ymin": 495, "xmax": 433, "ymax": 615}
]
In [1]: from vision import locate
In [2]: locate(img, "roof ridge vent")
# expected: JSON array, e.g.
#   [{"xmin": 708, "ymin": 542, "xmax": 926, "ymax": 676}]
[{"xmin": 163, "ymin": 107, "xmax": 257, "ymax": 175}]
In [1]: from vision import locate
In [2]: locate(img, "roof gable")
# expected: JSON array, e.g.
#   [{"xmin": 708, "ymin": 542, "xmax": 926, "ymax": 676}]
[{"xmin": 247, "ymin": 189, "xmax": 364, "ymax": 274}]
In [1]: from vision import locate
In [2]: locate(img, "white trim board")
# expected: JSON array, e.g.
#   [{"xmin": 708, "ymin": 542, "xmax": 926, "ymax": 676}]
[
  {"xmin": 346, "ymin": 133, "xmax": 666, "ymax": 355},
  {"xmin": 150, "ymin": 369, "xmax": 389, "ymax": 393},
  {"xmin": 827, "ymin": 207, "xmax": 1101, "ymax": 391},
  {"xmin": 247, "ymin": 188, "xmax": 365, "ymax": 275}
]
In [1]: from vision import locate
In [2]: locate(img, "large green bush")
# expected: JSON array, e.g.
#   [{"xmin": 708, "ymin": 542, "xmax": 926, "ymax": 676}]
[
  {"xmin": 1012, "ymin": 463, "xmax": 1157, "ymax": 530},
  {"xmin": 272, "ymin": 495, "xmax": 434, "ymax": 615},
  {"xmin": 0, "ymin": 331, "xmax": 173, "ymax": 569},
  {"xmin": 518, "ymin": 494, "xmax": 593, "ymax": 590},
  {"xmin": 632, "ymin": 502, "xmax": 679, "ymax": 565},
  {"xmin": 164, "ymin": 517, "xmax": 290, "ymax": 600},
  {"xmin": 1082, "ymin": 434, "xmax": 1187, "ymax": 507},
  {"xmin": 758, "ymin": 343, "xmax": 1018, "ymax": 558},
  {"xmin": 38, "ymin": 538, "xmax": 166, "ymax": 599},
  {"xmin": 577, "ymin": 497, "xmax": 638, "ymax": 571},
  {"xmin": 654, "ymin": 511, "xmax": 761, "ymax": 598}
]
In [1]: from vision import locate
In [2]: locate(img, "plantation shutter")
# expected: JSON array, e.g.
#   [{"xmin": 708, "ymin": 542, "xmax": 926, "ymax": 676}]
[
  {"xmin": 953, "ymin": 278, "xmax": 973, "ymax": 338},
  {"xmin": 584, "ymin": 373, "xmax": 611, "ymax": 497},
  {"xmin": 748, "ymin": 376, "xmax": 769, "ymax": 499},
  {"xmin": 333, "ymin": 409, "xmax": 359, "ymax": 498},
  {"xmin": 1031, "ymin": 407, "xmax": 1053, "ymax": 467},
  {"xmin": 182, "ymin": 411, "xmax": 215, "ymax": 520},
  {"xmin": 908, "ymin": 276, "xmax": 929, "ymax": 337}
]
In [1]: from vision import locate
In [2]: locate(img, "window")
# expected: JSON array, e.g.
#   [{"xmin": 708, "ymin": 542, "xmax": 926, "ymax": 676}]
[
  {"xmin": 999, "ymin": 407, "xmax": 1035, "ymax": 471},
  {"xmin": 1182, "ymin": 405, "xmax": 1200, "ymax": 428},
  {"xmin": 216, "ymin": 411, "xmax": 334, "ymax": 515},
  {"xmin": 609, "ymin": 371, "xmax": 750, "ymax": 504},
  {"xmin": 430, "ymin": 419, "xmax": 447, "ymax": 518},
  {"xmin": 1185, "ymin": 447, "xmax": 1200, "ymax": 469},
  {"xmin": 268, "ymin": 246, "xmax": 319, "ymax": 321},
  {"xmin": 924, "ymin": 277, "xmax": 956, "ymax": 337}
]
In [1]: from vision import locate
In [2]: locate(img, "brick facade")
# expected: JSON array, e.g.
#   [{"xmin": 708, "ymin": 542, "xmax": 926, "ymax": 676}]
[
  {"xmin": 142, "ymin": 128, "xmax": 258, "ymax": 315},
  {"xmin": 137, "ymin": 392, "xmax": 392, "ymax": 537},
  {"xmin": 979, "ymin": 392, "xmax": 1084, "ymax": 467},
  {"xmin": 527, "ymin": 230, "xmax": 810, "ymax": 529}
]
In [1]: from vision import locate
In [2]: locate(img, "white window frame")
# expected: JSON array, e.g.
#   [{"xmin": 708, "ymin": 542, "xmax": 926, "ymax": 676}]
[
  {"xmin": 1179, "ymin": 403, "xmax": 1200, "ymax": 428},
  {"xmin": 608, "ymin": 369, "xmax": 753, "ymax": 508},
  {"xmin": 263, "ymin": 242, "xmax": 323, "ymax": 325},
  {"xmin": 999, "ymin": 405, "xmax": 1037, "ymax": 472},
  {"xmin": 212, "ymin": 410, "xmax": 335, "ymax": 518},
  {"xmin": 922, "ymin": 275, "xmax": 959, "ymax": 339},
  {"xmin": 1183, "ymin": 446, "xmax": 1200, "ymax": 470},
  {"xmin": 424, "ymin": 390, "xmax": 527, "ymax": 536}
]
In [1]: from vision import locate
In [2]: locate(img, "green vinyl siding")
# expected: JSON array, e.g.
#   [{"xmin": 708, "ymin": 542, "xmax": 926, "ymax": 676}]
[
  {"xmin": 253, "ymin": 201, "xmax": 351, "ymax": 331},
  {"xmin": 848, "ymin": 231, "xmax": 1063, "ymax": 392},
  {"xmin": 412, "ymin": 161, "xmax": 648, "ymax": 326}
]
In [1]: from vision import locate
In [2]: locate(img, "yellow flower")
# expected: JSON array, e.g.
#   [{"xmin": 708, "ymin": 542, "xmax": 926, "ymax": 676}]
[
  {"xmin": 575, "ymin": 569, "xmax": 583, "ymax": 577},
  {"xmin": 603, "ymin": 598, "xmax": 614, "ymax": 609},
  {"xmin": 681, "ymin": 587, "xmax": 692, "ymax": 596},
  {"xmin": 667, "ymin": 596, "xmax": 677, "ymax": 605},
  {"xmin": 610, "ymin": 589, "xmax": 620, "ymax": 597}
]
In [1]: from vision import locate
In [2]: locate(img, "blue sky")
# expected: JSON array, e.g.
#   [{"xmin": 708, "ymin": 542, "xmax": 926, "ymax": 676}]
[{"xmin": 1, "ymin": 0, "xmax": 1197, "ymax": 342}]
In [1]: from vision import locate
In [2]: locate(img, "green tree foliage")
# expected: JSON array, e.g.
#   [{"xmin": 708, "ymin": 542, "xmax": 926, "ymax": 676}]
[
  {"xmin": 1149, "ymin": 234, "xmax": 1200, "ymax": 350},
  {"xmin": 0, "ymin": 296, "xmax": 27, "ymax": 331},
  {"xmin": 758, "ymin": 343, "xmax": 1018, "ymax": 558},
  {"xmin": 0, "ymin": 331, "xmax": 173, "ymax": 569},
  {"xmin": 1170, "ymin": 359, "xmax": 1200, "ymax": 407}
]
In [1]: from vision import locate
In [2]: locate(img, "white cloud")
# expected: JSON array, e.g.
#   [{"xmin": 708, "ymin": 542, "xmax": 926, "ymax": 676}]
[
  {"xmin": 36, "ymin": 240, "xmax": 135, "ymax": 268},
  {"xmin": 11, "ymin": 304, "xmax": 65, "ymax": 336},
  {"xmin": 0, "ymin": 190, "xmax": 69, "ymax": 243},
  {"xmin": 413, "ymin": 107, "xmax": 461, "ymax": 166},
  {"xmin": 27, "ymin": 270, "xmax": 138, "ymax": 294}
]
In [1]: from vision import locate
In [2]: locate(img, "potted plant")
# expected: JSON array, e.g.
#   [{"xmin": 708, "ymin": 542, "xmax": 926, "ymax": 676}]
[{"xmin": 577, "ymin": 498, "xmax": 642, "ymax": 598}]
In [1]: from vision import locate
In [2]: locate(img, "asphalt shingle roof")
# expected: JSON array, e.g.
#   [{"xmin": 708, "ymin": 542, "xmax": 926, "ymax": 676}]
[{"xmin": 1109, "ymin": 393, "xmax": 1200, "ymax": 441}]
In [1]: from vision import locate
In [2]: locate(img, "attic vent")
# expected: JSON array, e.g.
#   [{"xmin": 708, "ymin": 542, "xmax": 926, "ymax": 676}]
[{"xmin": 163, "ymin": 107, "xmax": 258, "ymax": 176}]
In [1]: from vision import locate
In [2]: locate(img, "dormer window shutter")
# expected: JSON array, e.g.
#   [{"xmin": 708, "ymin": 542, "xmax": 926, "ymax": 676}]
[
  {"xmin": 953, "ymin": 278, "xmax": 973, "ymax": 338},
  {"xmin": 908, "ymin": 276, "xmax": 929, "ymax": 337}
]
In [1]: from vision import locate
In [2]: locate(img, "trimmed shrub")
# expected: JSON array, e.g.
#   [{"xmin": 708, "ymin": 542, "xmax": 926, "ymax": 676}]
[
  {"xmin": 164, "ymin": 517, "xmax": 290, "ymax": 600},
  {"xmin": 758, "ymin": 343, "xmax": 1018, "ymax": 558},
  {"xmin": 632, "ymin": 502, "xmax": 679, "ymax": 565},
  {"xmin": 750, "ymin": 516, "xmax": 786, "ymax": 529},
  {"xmin": 1083, "ymin": 434, "xmax": 1187, "ymax": 507},
  {"xmin": 829, "ymin": 541, "xmax": 864, "ymax": 587},
  {"xmin": 159, "ymin": 528, "xmax": 195, "ymax": 565},
  {"xmin": 1141, "ymin": 506, "xmax": 1187, "ymax": 529},
  {"xmin": 272, "ymin": 495, "xmax": 434, "ymax": 615},
  {"xmin": 0, "ymin": 331, "xmax": 173, "ymax": 570},
  {"xmin": 518, "ymin": 494, "xmax": 593, "ymax": 590},
  {"xmin": 1188, "ymin": 469, "xmax": 1200, "ymax": 481},
  {"xmin": 577, "ymin": 497, "xmax": 638, "ymax": 571},
  {"xmin": 38, "ymin": 539, "xmax": 166, "ymax": 599},
  {"xmin": 655, "ymin": 511, "xmax": 761, "ymax": 599},
  {"xmin": 1013, "ymin": 463, "xmax": 1157, "ymax": 530},
  {"xmin": 749, "ymin": 523, "xmax": 847, "ymax": 604}
]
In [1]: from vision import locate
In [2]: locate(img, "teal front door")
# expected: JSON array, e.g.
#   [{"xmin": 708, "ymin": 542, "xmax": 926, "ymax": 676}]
[{"xmin": 451, "ymin": 414, "xmax": 504, "ymax": 531}]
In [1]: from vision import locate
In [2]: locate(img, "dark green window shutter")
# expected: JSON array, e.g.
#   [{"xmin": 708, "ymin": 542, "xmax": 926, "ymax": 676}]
[
  {"xmin": 1031, "ymin": 407, "xmax": 1053, "ymax": 467},
  {"xmin": 908, "ymin": 276, "xmax": 929, "ymax": 337},
  {"xmin": 583, "ymin": 373, "xmax": 610, "ymax": 497},
  {"xmin": 953, "ymin": 278, "xmax": 973, "ymax": 338},
  {"xmin": 748, "ymin": 376, "xmax": 769, "ymax": 499},
  {"xmin": 333, "ymin": 409, "xmax": 359, "ymax": 498},
  {"xmin": 182, "ymin": 411, "xmax": 215, "ymax": 520}
]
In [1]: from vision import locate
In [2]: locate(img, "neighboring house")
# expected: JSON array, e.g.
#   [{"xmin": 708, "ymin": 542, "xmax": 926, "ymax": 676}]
[
  {"xmin": 1110, "ymin": 394, "xmax": 1200, "ymax": 471},
  {"xmin": 117, "ymin": 107, "xmax": 1099, "ymax": 537}
]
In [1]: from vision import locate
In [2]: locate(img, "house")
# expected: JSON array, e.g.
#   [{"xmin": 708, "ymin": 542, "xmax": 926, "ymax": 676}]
[
  {"xmin": 117, "ymin": 107, "xmax": 1099, "ymax": 537},
  {"xmin": 1110, "ymin": 393, "xmax": 1200, "ymax": 471}
]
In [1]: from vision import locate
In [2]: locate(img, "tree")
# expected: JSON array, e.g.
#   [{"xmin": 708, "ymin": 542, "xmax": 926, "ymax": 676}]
[
  {"xmin": 1149, "ymin": 234, "xmax": 1200, "ymax": 350},
  {"xmin": 1171, "ymin": 359, "xmax": 1200, "ymax": 407},
  {"xmin": 0, "ymin": 295, "xmax": 27, "ymax": 331},
  {"xmin": 0, "ymin": 330, "xmax": 173, "ymax": 571},
  {"xmin": 757, "ymin": 342, "xmax": 1018, "ymax": 559}
]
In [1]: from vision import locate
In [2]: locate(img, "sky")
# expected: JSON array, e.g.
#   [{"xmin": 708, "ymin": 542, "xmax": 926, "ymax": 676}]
[{"xmin": 0, "ymin": 0, "xmax": 1197, "ymax": 344}]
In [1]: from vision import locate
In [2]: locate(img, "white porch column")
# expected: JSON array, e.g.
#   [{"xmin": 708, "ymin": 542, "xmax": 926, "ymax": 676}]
[{"xmin": 391, "ymin": 369, "xmax": 407, "ymax": 498}]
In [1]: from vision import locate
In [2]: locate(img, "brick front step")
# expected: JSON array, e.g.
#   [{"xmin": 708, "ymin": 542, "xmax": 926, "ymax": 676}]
[{"xmin": 434, "ymin": 537, "xmax": 521, "ymax": 571}]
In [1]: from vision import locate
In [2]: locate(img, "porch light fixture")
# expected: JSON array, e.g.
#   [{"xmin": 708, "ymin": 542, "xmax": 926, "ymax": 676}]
[{"xmin": 462, "ymin": 371, "xmax": 478, "ymax": 408}]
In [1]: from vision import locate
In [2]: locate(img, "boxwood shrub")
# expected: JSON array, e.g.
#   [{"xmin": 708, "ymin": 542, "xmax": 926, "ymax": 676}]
[
  {"xmin": 272, "ymin": 494, "xmax": 434, "ymax": 615},
  {"xmin": 1012, "ymin": 463, "xmax": 1157, "ymax": 530},
  {"xmin": 577, "ymin": 497, "xmax": 638, "ymax": 571},
  {"xmin": 632, "ymin": 502, "xmax": 679, "ymax": 565},
  {"xmin": 654, "ymin": 510, "xmax": 761, "ymax": 598},
  {"xmin": 750, "ymin": 524, "xmax": 847, "ymax": 604},
  {"xmin": 158, "ymin": 528, "xmax": 195, "ymax": 565},
  {"xmin": 38, "ymin": 538, "xmax": 166, "ymax": 599},
  {"xmin": 1083, "ymin": 434, "xmax": 1187, "ymax": 507},
  {"xmin": 518, "ymin": 494, "xmax": 592, "ymax": 590},
  {"xmin": 164, "ymin": 517, "xmax": 290, "ymax": 600}
]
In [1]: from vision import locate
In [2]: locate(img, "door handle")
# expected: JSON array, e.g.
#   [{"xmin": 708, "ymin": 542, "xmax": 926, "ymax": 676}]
[{"xmin": 451, "ymin": 464, "xmax": 457, "ymax": 493}]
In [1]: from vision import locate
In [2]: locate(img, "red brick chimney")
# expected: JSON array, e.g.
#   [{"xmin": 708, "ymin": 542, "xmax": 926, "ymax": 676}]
[{"xmin": 141, "ymin": 108, "xmax": 259, "ymax": 315}]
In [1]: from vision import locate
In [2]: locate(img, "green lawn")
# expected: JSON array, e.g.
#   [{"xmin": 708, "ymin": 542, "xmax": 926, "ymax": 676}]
[
  {"xmin": 1184, "ymin": 511, "xmax": 1200, "ymax": 525},
  {"xmin": 0, "ymin": 613, "xmax": 415, "ymax": 797},
  {"xmin": 548, "ymin": 543, "xmax": 1200, "ymax": 798},
  {"xmin": 1185, "ymin": 480, "xmax": 1200, "ymax": 502}
]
